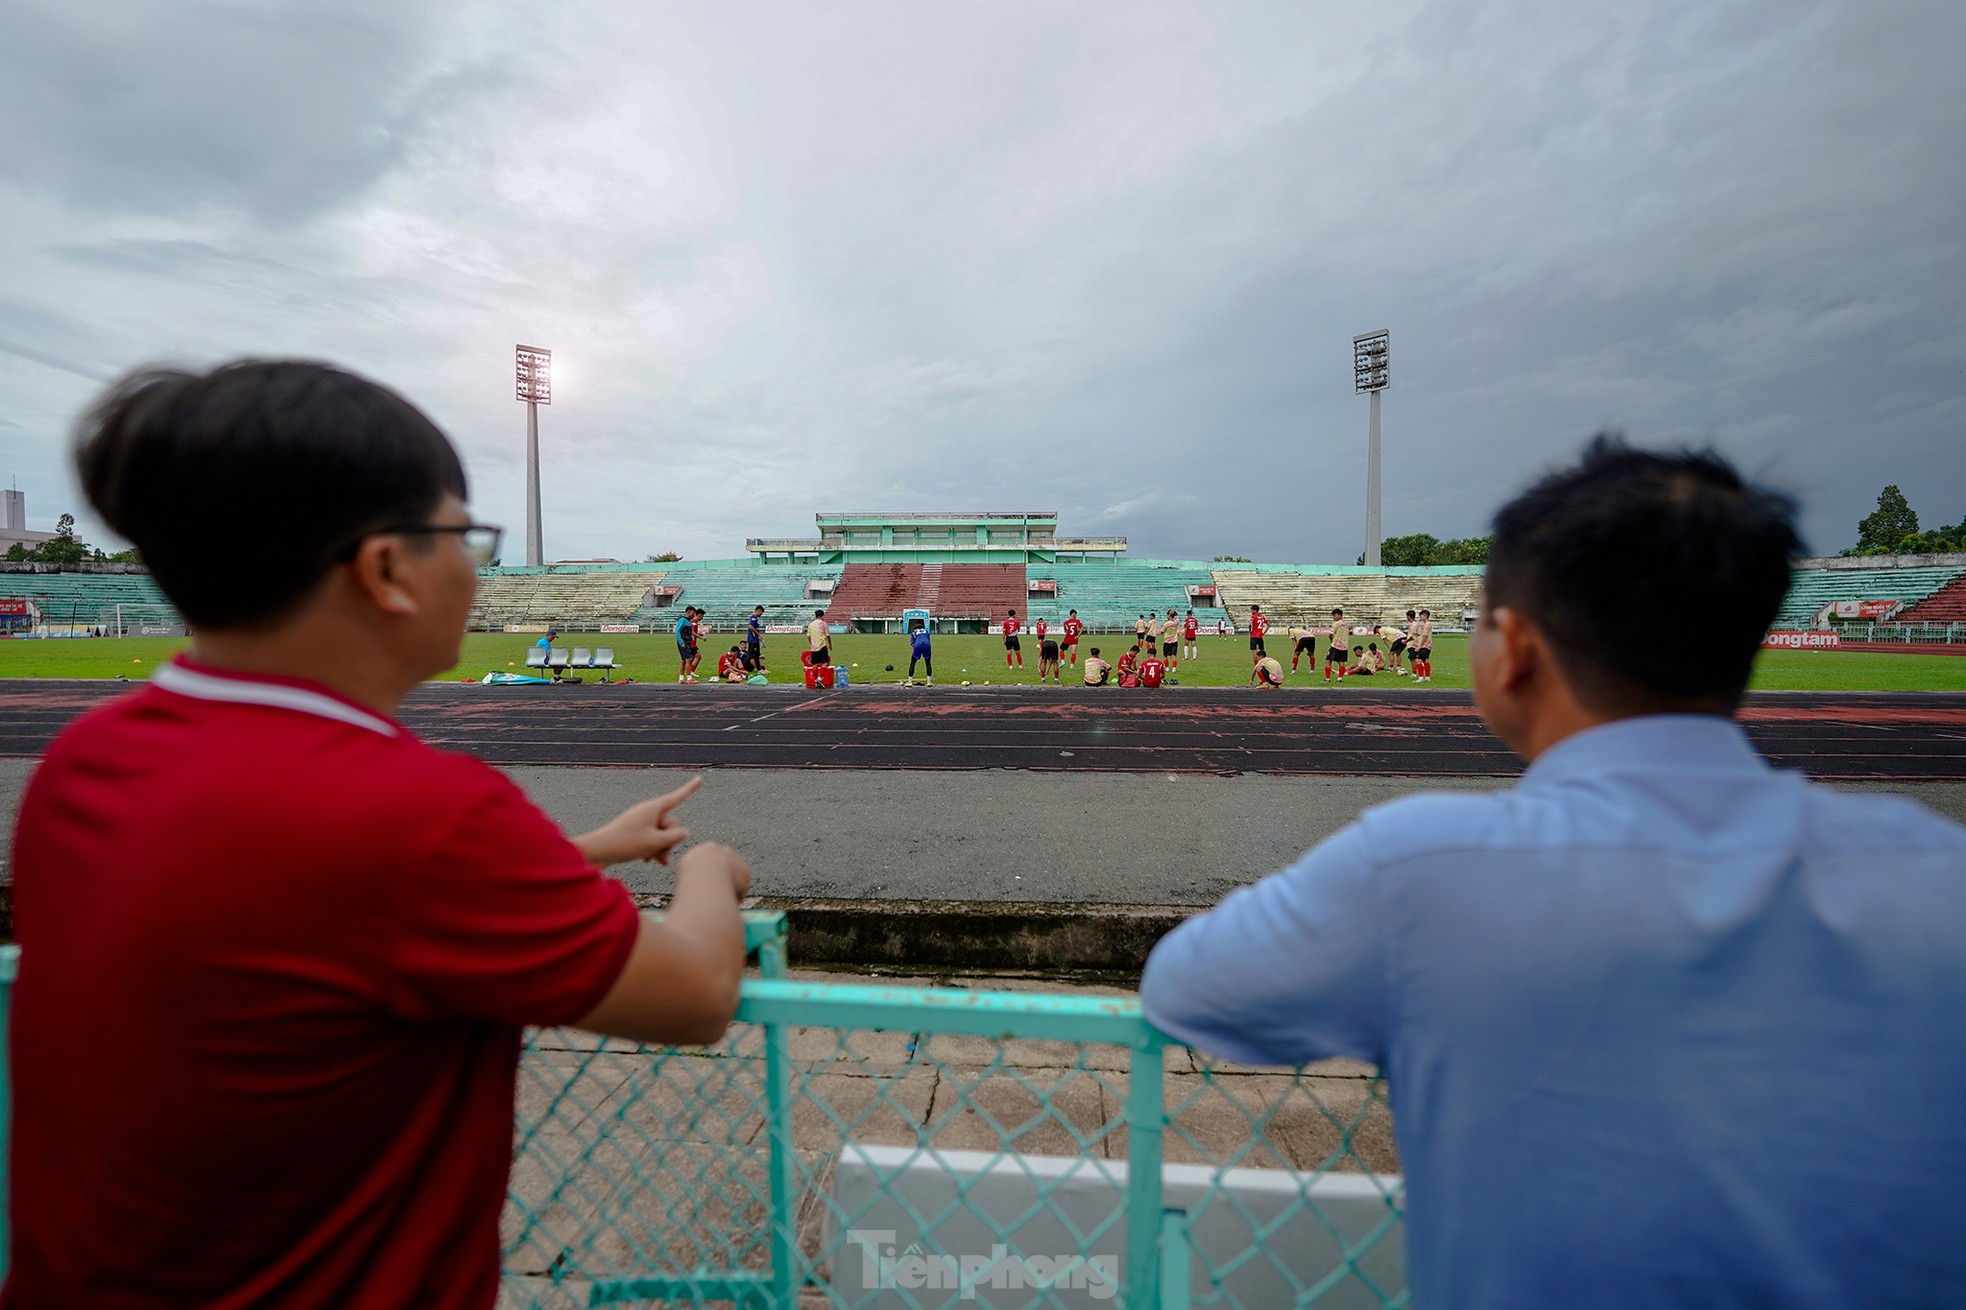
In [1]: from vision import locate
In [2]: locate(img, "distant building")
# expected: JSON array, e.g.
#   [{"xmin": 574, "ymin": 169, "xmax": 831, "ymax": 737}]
[
  {"xmin": 1, "ymin": 490, "xmax": 56, "ymax": 555},
  {"xmin": 745, "ymin": 512, "xmax": 1127, "ymax": 565}
]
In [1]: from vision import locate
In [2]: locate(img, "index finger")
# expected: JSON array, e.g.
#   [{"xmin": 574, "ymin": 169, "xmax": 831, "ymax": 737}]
[{"xmin": 653, "ymin": 775, "xmax": 704, "ymax": 814}]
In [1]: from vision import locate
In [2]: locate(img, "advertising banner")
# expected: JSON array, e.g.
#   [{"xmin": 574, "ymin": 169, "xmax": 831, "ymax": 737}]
[
  {"xmin": 0, "ymin": 599, "xmax": 31, "ymax": 616},
  {"xmin": 1762, "ymin": 631, "xmax": 1840, "ymax": 649},
  {"xmin": 1830, "ymin": 599, "xmax": 1901, "ymax": 619},
  {"xmin": 599, "ymin": 624, "xmax": 640, "ymax": 633}
]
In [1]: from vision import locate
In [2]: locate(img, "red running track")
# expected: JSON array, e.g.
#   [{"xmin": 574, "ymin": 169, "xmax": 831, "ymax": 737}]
[{"xmin": 2, "ymin": 682, "xmax": 1965, "ymax": 780}]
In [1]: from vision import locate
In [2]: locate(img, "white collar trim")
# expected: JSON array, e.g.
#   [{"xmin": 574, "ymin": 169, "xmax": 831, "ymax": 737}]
[{"xmin": 151, "ymin": 662, "xmax": 398, "ymax": 737}]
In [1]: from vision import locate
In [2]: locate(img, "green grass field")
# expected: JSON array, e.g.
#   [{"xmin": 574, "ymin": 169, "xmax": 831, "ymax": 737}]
[{"xmin": 1, "ymin": 630, "xmax": 1960, "ymax": 691}]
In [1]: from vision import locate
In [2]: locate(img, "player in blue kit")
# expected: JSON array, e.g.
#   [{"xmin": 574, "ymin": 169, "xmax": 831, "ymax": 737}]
[{"xmin": 905, "ymin": 622, "xmax": 933, "ymax": 686}]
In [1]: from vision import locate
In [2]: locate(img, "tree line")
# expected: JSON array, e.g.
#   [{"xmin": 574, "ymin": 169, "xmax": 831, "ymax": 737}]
[{"xmin": 4, "ymin": 514, "xmax": 140, "ymax": 565}]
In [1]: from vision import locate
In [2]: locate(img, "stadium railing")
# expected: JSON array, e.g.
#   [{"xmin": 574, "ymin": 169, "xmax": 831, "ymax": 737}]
[{"xmin": 0, "ymin": 917, "xmax": 1408, "ymax": 1308}]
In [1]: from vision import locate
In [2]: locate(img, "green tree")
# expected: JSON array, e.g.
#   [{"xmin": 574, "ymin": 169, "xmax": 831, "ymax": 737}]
[
  {"xmin": 644, "ymin": 551, "xmax": 683, "ymax": 563},
  {"xmin": 1851, "ymin": 486, "xmax": 1920, "ymax": 555},
  {"xmin": 4, "ymin": 543, "xmax": 27, "ymax": 562},
  {"xmin": 1366, "ymin": 533, "xmax": 1492, "ymax": 567},
  {"xmin": 1210, "ymin": 554, "xmax": 1251, "ymax": 563}
]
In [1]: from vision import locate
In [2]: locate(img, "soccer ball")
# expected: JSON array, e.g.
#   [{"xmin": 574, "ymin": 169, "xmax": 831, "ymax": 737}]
[{"xmin": 885, "ymin": 664, "xmax": 894, "ymax": 671}]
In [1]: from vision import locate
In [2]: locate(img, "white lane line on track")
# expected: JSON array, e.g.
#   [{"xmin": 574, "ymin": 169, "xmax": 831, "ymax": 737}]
[{"xmin": 721, "ymin": 689, "xmax": 845, "ymax": 730}]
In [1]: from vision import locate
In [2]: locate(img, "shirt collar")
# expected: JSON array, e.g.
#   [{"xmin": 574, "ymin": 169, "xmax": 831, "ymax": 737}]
[
  {"xmin": 1518, "ymin": 713, "xmax": 1765, "ymax": 790},
  {"xmin": 151, "ymin": 656, "xmax": 400, "ymax": 738}
]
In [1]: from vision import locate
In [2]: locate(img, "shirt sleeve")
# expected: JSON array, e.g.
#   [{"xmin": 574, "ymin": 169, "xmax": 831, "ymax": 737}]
[
  {"xmin": 387, "ymin": 765, "xmax": 641, "ymax": 1027},
  {"xmin": 1139, "ymin": 822, "xmax": 1388, "ymax": 1066}
]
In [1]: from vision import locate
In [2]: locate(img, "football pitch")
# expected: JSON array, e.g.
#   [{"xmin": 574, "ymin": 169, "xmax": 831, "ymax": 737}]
[{"xmin": 0, "ymin": 630, "xmax": 1960, "ymax": 692}]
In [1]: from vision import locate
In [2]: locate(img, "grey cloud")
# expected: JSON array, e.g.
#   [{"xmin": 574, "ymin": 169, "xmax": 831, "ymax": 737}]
[
  {"xmin": 2, "ymin": 0, "xmax": 1962, "ymax": 565},
  {"xmin": 0, "ymin": 1, "xmax": 452, "ymax": 223}
]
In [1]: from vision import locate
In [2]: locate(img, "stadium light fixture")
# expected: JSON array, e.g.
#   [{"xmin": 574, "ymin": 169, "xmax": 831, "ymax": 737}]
[
  {"xmin": 1353, "ymin": 330, "xmax": 1389, "ymax": 568},
  {"xmin": 516, "ymin": 344, "xmax": 552, "ymax": 566}
]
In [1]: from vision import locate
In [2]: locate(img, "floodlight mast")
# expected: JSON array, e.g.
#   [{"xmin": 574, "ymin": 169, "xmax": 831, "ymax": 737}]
[
  {"xmin": 1353, "ymin": 330, "xmax": 1390, "ymax": 568},
  {"xmin": 515, "ymin": 345, "xmax": 553, "ymax": 566}
]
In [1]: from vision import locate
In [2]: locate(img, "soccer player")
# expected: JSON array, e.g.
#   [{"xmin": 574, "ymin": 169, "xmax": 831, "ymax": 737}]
[
  {"xmin": 1249, "ymin": 651, "xmax": 1284, "ymax": 689},
  {"xmin": 690, "ymin": 606, "xmax": 708, "ymax": 679},
  {"xmin": 806, "ymin": 607, "xmax": 832, "ymax": 669},
  {"xmin": 674, "ymin": 607, "xmax": 698, "ymax": 682},
  {"xmin": 1003, "ymin": 608, "xmax": 1023, "ymax": 668},
  {"xmin": 1382, "ymin": 614, "xmax": 1412, "ymax": 676},
  {"xmin": 1324, "ymin": 608, "xmax": 1350, "ymax": 684},
  {"xmin": 1291, "ymin": 624, "xmax": 1317, "ymax": 672},
  {"xmin": 906, "ymin": 622, "xmax": 932, "ymax": 686},
  {"xmin": 1410, "ymin": 608, "xmax": 1434, "ymax": 682},
  {"xmin": 747, "ymin": 605, "xmax": 765, "ymax": 671},
  {"xmin": 716, "ymin": 646, "xmax": 747, "ymax": 682},
  {"xmin": 1061, "ymin": 609, "xmax": 1084, "ymax": 666},
  {"xmin": 1144, "ymin": 611, "xmax": 1161, "ymax": 654},
  {"xmin": 1357, "ymin": 643, "xmax": 1385, "ymax": 674},
  {"xmin": 9, "ymin": 359, "xmax": 752, "ymax": 1306},
  {"xmin": 1162, "ymin": 609, "xmax": 1181, "ymax": 667},
  {"xmin": 1182, "ymin": 610, "xmax": 1200, "ymax": 662},
  {"xmin": 1115, "ymin": 643, "xmax": 1141, "ymax": 686},
  {"xmin": 1083, "ymin": 646, "xmax": 1112, "ymax": 687},
  {"xmin": 1135, "ymin": 614, "xmax": 1149, "ymax": 646},
  {"xmin": 1248, "ymin": 604, "xmax": 1269, "ymax": 658},
  {"xmin": 1139, "ymin": 648, "xmax": 1167, "ymax": 687},
  {"xmin": 1038, "ymin": 634, "xmax": 1062, "ymax": 684},
  {"xmin": 1033, "ymin": 615, "xmax": 1049, "ymax": 651}
]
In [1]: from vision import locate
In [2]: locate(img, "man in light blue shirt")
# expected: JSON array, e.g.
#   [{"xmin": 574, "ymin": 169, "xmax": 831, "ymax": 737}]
[{"xmin": 1141, "ymin": 436, "xmax": 1966, "ymax": 1309}]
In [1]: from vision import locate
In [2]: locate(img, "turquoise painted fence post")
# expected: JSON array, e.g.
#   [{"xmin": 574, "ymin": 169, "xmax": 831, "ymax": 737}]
[
  {"xmin": 0, "ymin": 942, "xmax": 17, "ymax": 1282},
  {"xmin": 1159, "ymin": 1208, "xmax": 1192, "ymax": 1310},
  {"xmin": 1125, "ymin": 1029, "xmax": 1168, "ymax": 1306},
  {"xmin": 754, "ymin": 915, "xmax": 799, "ymax": 1309}
]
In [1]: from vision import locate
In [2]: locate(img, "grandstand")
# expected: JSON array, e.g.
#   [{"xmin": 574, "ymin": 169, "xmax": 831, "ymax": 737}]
[
  {"xmin": 1208, "ymin": 567, "xmax": 1484, "ymax": 630},
  {"xmin": 1770, "ymin": 556, "xmax": 1966, "ymax": 630},
  {"xmin": 0, "ymin": 565, "xmax": 178, "ymax": 631},
  {"xmin": 1899, "ymin": 574, "xmax": 1966, "ymax": 625},
  {"xmin": 469, "ymin": 571, "xmax": 660, "ymax": 630},
  {"xmin": 655, "ymin": 562, "xmax": 845, "ymax": 632},
  {"xmin": 1023, "ymin": 561, "xmax": 1218, "ymax": 630}
]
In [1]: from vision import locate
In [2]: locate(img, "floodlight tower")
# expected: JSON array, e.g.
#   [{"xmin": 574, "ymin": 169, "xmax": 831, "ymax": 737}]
[
  {"xmin": 1353, "ymin": 329, "xmax": 1390, "ymax": 567},
  {"xmin": 515, "ymin": 344, "xmax": 552, "ymax": 566}
]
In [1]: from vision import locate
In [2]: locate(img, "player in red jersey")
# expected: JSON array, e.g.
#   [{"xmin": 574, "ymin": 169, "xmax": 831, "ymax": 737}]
[
  {"xmin": 1248, "ymin": 604, "xmax": 1270, "ymax": 657},
  {"xmin": 1034, "ymin": 616, "xmax": 1048, "ymax": 647},
  {"xmin": 1182, "ymin": 610, "xmax": 1200, "ymax": 662},
  {"xmin": 1139, "ymin": 650, "xmax": 1167, "ymax": 687},
  {"xmin": 1061, "ymin": 610, "xmax": 1084, "ymax": 666},
  {"xmin": 1003, "ymin": 608, "xmax": 1024, "ymax": 668},
  {"xmin": 1115, "ymin": 643, "xmax": 1141, "ymax": 686}
]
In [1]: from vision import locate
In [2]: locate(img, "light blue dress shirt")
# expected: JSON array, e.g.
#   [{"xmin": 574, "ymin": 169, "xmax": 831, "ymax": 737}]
[{"xmin": 1141, "ymin": 714, "xmax": 1966, "ymax": 1309}]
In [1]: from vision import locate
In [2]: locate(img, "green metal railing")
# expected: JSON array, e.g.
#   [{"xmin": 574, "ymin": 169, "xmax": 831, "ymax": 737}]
[
  {"xmin": 0, "ymin": 919, "xmax": 1404, "ymax": 1306},
  {"xmin": 505, "ymin": 912, "xmax": 1404, "ymax": 1308}
]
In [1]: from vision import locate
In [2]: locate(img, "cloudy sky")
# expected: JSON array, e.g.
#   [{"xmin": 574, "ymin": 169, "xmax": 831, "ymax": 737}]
[{"xmin": 2, "ymin": 0, "xmax": 1961, "ymax": 563}]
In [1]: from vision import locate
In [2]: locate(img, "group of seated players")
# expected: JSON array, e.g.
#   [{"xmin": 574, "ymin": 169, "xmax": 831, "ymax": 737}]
[
  {"xmin": 1248, "ymin": 604, "xmax": 1437, "ymax": 689},
  {"xmin": 999, "ymin": 606, "xmax": 1204, "ymax": 687}
]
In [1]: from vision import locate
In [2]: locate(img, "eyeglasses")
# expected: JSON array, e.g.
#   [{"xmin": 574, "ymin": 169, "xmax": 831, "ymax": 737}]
[{"xmin": 337, "ymin": 523, "xmax": 504, "ymax": 567}]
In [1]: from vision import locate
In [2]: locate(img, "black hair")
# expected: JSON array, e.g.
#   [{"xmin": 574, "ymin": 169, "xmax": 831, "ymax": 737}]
[
  {"xmin": 1089, "ymin": 646, "xmax": 1100, "ymax": 656},
  {"xmin": 1407, "ymin": 610, "xmax": 1416, "ymax": 619},
  {"xmin": 1485, "ymin": 433, "xmax": 1802, "ymax": 709},
  {"xmin": 75, "ymin": 360, "xmax": 465, "ymax": 631},
  {"xmin": 815, "ymin": 608, "xmax": 825, "ymax": 616}
]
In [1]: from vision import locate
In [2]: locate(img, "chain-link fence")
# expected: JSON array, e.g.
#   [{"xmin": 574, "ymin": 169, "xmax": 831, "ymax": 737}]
[
  {"xmin": 503, "ymin": 913, "xmax": 1404, "ymax": 1309},
  {"xmin": 0, "ymin": 926, "xmax": 1404, "ymax": 1307}
]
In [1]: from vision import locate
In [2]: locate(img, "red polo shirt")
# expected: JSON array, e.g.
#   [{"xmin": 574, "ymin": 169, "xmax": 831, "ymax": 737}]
[{"xmin": 4, "ymin": 657, "xmax": 640, "ymax": 1310}]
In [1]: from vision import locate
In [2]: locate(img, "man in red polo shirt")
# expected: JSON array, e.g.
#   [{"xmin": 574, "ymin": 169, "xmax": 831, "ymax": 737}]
[{"xmin": 5, "ymin": 361, "xmax": 752, "ymax": 1310}]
